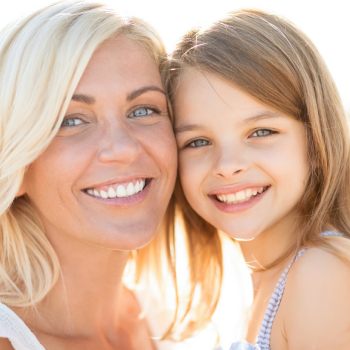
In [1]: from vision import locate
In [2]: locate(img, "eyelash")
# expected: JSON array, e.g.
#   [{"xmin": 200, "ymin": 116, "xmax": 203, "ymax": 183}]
[
  {"xmin": 61, "ymin": 106, "xmax": 161, "ymax": 127},
  {"xmin": 184, "ymin": 129, "xmax": 277, "ymax": 148},
  {"xmin": 249, "ymin": 129, "xmax": 277, "ymax": 138},
  {"xmin": 61, "ymin": 117, "xmax": 84, "ymax": 127},
  {"xmin": 186, "ymin": 139, "xmax": 212, "ymax": 148},
  {"xmin": 128, "ymin": 106, "xmax": 161, "ymax": 118}
]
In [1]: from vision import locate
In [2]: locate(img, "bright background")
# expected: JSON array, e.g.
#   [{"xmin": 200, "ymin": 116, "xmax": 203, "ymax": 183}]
[
  {"xmin": 1, "ymin": 0, "xmax": 349, "ymax": 112},
  {"xmin": 0, "ymin": 0, "xmax": 349, "ymax": 348}
]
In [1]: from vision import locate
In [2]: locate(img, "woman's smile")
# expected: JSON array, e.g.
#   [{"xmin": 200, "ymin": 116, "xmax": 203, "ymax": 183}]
[
  {"xmin": 21, "ymin": 37, "xmax": 177, "ymax": 250},
  {"xmin": 83, "ymin": 176, "xmax": 151, "ymax": 206}
]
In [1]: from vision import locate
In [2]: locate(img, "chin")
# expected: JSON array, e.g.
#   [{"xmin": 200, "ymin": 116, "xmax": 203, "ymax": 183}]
[
  {"xmin": 94, "ymin": 222, "xmax": 160, "ymax": 251},
  {"xmin": 220, "ymin": 224, "xmax": 263, "ymax": 241}
]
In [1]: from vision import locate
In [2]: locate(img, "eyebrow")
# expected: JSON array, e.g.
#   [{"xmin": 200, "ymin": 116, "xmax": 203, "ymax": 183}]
[
  {"xmin": 71, "ymin": 94, "xmax": 96, "ymax": 105},
  {"xmin": 126, "ymin": 86, "xmax": 166, "ymax": 101},
  {"xmin": 242, "ymin": 111, "xmax": 283, "ymax": 125},
  {"xmin": 175, "ymin": 111, "xmax": 283, "ymax": 134},
  {"xmin": 71, "ymin": 86, "xmax": 166, "ymax": 105},
  {"xmin": 175, "ymin": 123, "xmax": 206, "ymax": 134}
]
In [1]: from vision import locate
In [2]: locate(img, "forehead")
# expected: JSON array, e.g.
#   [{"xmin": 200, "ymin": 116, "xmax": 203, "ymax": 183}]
[
  {"xmin": 75, "ymin": 37, "xmax": 161, "ymax": 93},
  {"xmin": 173, "ymin": 69, "xmax": 270, "ymax": 125}
]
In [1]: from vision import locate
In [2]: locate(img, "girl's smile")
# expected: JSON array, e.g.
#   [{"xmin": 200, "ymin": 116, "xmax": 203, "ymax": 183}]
[
  {"xmin": 174, "ymin": 70, "xmax": 309, "ymax": 240},
  {"xmin": 209, "ymin": 184, "xmax": 271, "ymax": 214}
]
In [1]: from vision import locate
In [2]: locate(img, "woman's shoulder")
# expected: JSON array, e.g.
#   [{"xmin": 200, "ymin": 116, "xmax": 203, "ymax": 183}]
[{"xmin": 281, "ymin": 245, "xmax": 350, "ymax": 349}]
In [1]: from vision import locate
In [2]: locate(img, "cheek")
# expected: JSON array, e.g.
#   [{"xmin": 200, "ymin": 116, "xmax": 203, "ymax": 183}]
[
  {"xmin": 257, "ymin": 135, "xmax": 309, "ymax": 205},
  {"xmin": 141, "ymin": 121, "xmax": 178, "ymax": 183},
  {"xmin": 24, "ymin": 136, "xmax": 96, "ymax": 205},
  {"xmin": 178, "ymin": 153, "xmax": 207, "ymax": 209}
]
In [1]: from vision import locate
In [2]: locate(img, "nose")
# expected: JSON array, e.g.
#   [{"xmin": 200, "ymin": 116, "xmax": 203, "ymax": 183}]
[
  {"xmin": 213, "ymin": 143, "xmax": 248, "ymax": 179},
  {"xmin": 97, "ymin": 124, "xmax": 142, "ymax": 164}
]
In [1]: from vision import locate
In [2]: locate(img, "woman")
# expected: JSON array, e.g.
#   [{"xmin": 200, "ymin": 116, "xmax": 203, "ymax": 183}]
[{"xmin": 0, "ymin": 1, "xmax": 222, "ymax": 349}]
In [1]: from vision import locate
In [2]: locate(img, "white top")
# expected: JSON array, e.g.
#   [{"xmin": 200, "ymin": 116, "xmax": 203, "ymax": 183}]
[{"xmin": 0, "ymin": 302, "xmax": 45, "ymax": 350}]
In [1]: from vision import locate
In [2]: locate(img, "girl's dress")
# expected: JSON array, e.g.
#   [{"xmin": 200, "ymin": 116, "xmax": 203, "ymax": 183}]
[{"xmin": 229, "ymin": 230, "xmax": 341, "ymax": 350}]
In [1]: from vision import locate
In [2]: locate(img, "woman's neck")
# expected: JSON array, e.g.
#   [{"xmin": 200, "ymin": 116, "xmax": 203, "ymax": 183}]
[{"xmin": 18, "ymin": 229, "xmax": 132, "ymax": 339}]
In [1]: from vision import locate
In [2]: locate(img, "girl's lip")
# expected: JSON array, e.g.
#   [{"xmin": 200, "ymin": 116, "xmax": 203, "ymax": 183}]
[
  {"xmin": 83, "ymin": 179, "xmax": 152, "ymax": 207},
  {"xmin": 208, "ymin": 183, "xmax": 270, "ymax": 196},
  {"xmin": 210, "ymin": 186, "xmax": 270, "ymax": 213}
]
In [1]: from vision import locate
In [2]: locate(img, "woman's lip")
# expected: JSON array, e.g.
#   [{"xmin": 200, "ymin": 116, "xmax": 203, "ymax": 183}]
[
  {"xmin": 83, "ymin": 175, "xmax": 152, "ymax": 190},
  {"xmin": 210, "ymin": 186, "xmax": 270, "ymax": 213},
  {"xmin": 208, "ymin": 183, "xmax": 270, "ymax": 195},
  {"xmin": 84, "ymin": 179, "xmax": 152, "ymax": 207}
]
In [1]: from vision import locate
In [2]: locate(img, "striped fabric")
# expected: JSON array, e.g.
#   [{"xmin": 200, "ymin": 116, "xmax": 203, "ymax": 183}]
[
  {"xmin": 254, "ymin": 247, "xmax": 308, "ymax": 349},
  {"xmin": 229, "ymin": 231, "xmax": 341, "ymax": 350}
]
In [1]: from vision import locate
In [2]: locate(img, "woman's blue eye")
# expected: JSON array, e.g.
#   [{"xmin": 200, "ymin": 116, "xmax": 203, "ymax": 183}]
[
  {"xmin": 61, "ymin": 118, "xmax": 84, "ymax": 127},
  {"xmin": 251, "ymin": 129, "xmax": 272, "ymax": 137},
  {"xmin": 129, "ymin": 108, "xmax": 154, "ymax": 118},
  {"xmin": 188, "ymin": 139, "xmax": 211, "ymax": 147}
]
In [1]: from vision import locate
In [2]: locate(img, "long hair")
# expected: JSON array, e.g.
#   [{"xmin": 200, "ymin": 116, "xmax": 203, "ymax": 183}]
[
  {"xmin": 0, "ymin": 0, "xmax": 222, "ymax": 340},
  {"xmin": 0, "ymin": 0, "xmax": 182, "ymax": 336},
  {"xmin": 165, "ymin": 8, "xmax": 350, "ymax": 302}
]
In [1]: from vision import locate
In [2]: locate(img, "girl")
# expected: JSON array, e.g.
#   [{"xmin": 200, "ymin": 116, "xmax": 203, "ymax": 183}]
[
  {"xmin": 167, "ymin": 9, "xmax": 350, "ymax": 350},
  {"xmin": 0, "ymin": 1, "xmax": 222, "ymax": 349}
]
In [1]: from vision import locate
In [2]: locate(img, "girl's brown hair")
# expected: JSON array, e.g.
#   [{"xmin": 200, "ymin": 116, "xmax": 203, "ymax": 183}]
[{"xmin": 164, "ymin": 8, "xmax": 350, "ymax": 330}]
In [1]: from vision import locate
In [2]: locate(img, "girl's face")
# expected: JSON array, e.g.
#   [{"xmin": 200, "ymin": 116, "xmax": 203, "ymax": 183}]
[
  {"xmin": 21, "ymin": 38, "xmax": 177, "ymax": 250},
  {"xmin": 174, "ymin": 70, "xmax": 309, "ymax": 240}
]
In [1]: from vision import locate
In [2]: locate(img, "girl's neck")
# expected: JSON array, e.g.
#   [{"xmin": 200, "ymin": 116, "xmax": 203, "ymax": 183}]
[{"xmin": 239, "ymin": 216, "xmax": 298, "ymax": 291}]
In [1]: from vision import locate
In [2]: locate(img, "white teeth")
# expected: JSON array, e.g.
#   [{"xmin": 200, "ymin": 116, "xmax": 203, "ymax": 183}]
[
  {"xmin": 88, "ymin": 179, "xmax": 147, "ymax": 199},
  {"xmin": 126, "ymin": 182, "xmax": 135, "ymax": 196},
  {"xmin": 108, "ymin": 187, "xmax": 117, "ymax": 198},
  {"xmin": 116, "ymin": 185, "xmax": 127, "ymax": 198},
  {"xmin": 236, "ymin": 191, "xmax": 245, "ymax": 201},
  {"xmin": 100, "ymin": 190, "xmax": 108, "ymax": 199},
  {"xmin": 216, "ymin": 186, "xmax": 268, "ymax": 204},
  {"xmin": 226, "ymin": 193, "xmax": 235, "ymax": 202}
]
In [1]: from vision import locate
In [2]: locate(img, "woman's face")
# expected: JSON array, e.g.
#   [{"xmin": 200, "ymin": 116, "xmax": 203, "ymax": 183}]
[
  {"xmin": 174, "ymin": 70, "xmax": 308, "ymax": 240},
  {"xmin": 21, "ymin": 38, "xmax": 177, "ymax": 250}
]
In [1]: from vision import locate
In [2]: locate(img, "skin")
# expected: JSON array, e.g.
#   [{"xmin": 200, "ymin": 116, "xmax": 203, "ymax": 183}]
[
  {"xmin": 174, "ymin": 69, "xmax": 350, "ymax": 350},
  {"xmin": 0, "ymin": 37, "xmax": 177, "ymax": 350}
]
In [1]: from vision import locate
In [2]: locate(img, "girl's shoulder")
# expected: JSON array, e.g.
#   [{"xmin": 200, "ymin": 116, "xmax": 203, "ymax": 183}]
[{"xmin": 280, "ymin": 245, "xmax": 350, "ymax": 349}]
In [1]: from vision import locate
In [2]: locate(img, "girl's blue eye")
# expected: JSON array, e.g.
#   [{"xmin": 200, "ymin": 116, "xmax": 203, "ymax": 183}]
[
  {"xmin": 129, "ymin": 108, "xmax": 155, "ymax": 118},
  {"xmin": 251, "ymin": 129, "xmax": 273, "ymax": 137},
  {"xmin": 188, "ymin": 139, "xmax": 211, "ymax": 147},
  {"xmin": 61, "ymin": 118, "xmax": 84, "ymax": 127}
]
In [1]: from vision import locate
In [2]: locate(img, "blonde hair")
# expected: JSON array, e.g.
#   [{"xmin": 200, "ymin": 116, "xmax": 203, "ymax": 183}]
[
  {"xmin": 0, "ymin": 0, "xmax": 220, "ymax": 340},
  {"xmin": 166, "ymin": 8, "xmax": 350, "ymax": 308}
]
